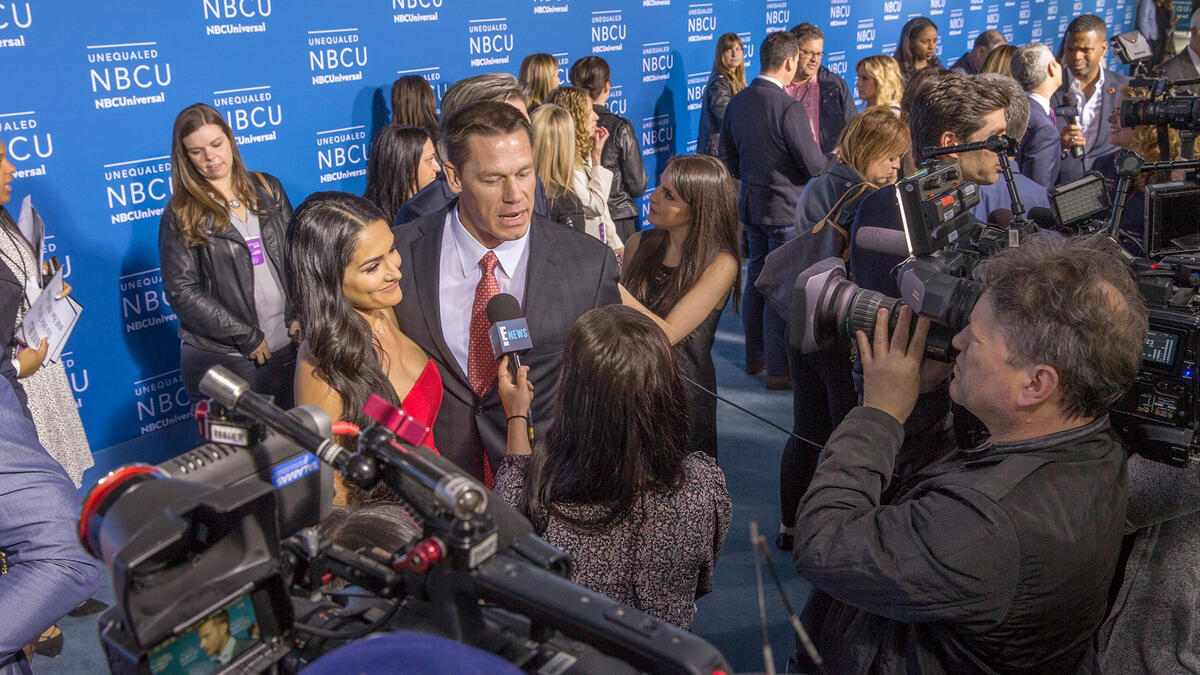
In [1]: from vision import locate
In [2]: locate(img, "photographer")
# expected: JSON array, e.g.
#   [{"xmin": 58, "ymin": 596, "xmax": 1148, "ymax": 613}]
[{"xmin": 791, "ymin": 236, "xmax": 1148, "ymax": 672}]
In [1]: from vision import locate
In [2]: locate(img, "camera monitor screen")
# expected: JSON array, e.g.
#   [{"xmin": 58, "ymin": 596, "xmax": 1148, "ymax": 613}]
[
  {"xmin": 1146, "ymin": 182, "xmax": 1200, "ymax": 257},
  {"xmin": 1142, "ymin": 329, "xmax": 1179, "ymax": 367},
  {"xmin": 148, "ymin": 594, "xmax": 261, "ymax": 675}
]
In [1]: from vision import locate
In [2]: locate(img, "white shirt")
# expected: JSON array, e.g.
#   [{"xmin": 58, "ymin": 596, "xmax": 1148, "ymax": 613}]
[
  {"xmin": 1068, "ymin": 68, "xmax": 1105, "ymax": 154},
  {"xmin": 1028, "ymin": 92, "xmax": 1052, "ymax": 117},
  {"xmin": 437, "ymin": 206, "xmax": 530, "ymax": 377},
  {"xmin": 756, "ymin": 74, "xmax": 786, "ymax": 89}
]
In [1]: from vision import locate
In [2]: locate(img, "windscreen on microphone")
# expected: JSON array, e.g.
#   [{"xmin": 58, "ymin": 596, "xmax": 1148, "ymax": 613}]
[
  {"xmin": 988, "ymin": 208, "xmax": 1014, "ymax": 229},
  {"xmin": 1062, "ymin": 92, "xmax": 1078, "ymax": 109},
  {"xmin": 854, "ymin": 226, "xmax": 910, "ymax": 258},
  {"xmin": 1027, "ymin": 206, "xmax": 1061, "ymax": 232},
  {"xmin": 486, "ymin": 292, "xmax": 523, "ymax": 325}
]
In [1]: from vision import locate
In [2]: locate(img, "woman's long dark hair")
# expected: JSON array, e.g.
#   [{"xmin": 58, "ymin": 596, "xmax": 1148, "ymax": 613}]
[
  {"xmin": 285, "ymin": 191, "xmax": 400, "ymax": 443},
  {"xmin": 522, "ymin": 306, "xmax": 691, "ymax": 532},
  {"xmin": 363, "ymin": 124, "xmax": 433, "ymax": 224},
  {"xmin": 390, "ymin": 75, "xmax": 439, "ymax": 141},
  {"xmin": 621, "ymin": 154, "xmax": 741, "ymax": 315},
  {"xmin": 893, "ymin": 17, "xmax": 941, "ymax": 80}
]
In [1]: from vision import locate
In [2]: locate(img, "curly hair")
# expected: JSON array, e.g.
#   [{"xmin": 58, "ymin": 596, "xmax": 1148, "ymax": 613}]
[{"xmin": 547, "ymin": 85, "xmax": 594, "ymax": 163}]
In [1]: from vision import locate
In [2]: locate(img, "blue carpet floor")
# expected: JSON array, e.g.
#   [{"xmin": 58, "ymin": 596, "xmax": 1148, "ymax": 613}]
[{"xmin": 41, "ymin": 304, "xmax": 810, "ymax": 673}]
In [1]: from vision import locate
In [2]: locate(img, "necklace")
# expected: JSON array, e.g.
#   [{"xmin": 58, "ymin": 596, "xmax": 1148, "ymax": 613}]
[{"xmin": 228, "ymin": 198, "xmax": 242, "ymax": 208}]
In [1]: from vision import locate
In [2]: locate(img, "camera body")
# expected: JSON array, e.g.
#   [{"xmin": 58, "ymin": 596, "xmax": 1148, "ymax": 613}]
[{"xmin": 1111, "ymin": 255, "xmax": 1200, "ymax": 466}]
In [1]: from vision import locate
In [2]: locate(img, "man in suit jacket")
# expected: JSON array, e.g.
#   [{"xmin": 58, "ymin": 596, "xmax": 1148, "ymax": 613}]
[
  {"xmin": 1159, "ymin": 10, "xmax": 1200, "ymax": 94},
  {"xmin": 1053, "ymin": 14, "xmax": 1130, "ymax": 183},
  {"xmin": 785, "ymin": 23, "xmax": 857, "ymax": 158},
  {"xmin": 1011, "ymin": 43, "xmax": 1064, "ymax": 187},
  {"xmin": 393, "ymin": 102, "xmax": 620, "ymax": 480},
  {"xmin": 719, "ymin": 30, "xmax": 826, "ymax": 388},
  {"xmin": 948, "ymin": 30, "xmax": 1008, "ymax": 75}
]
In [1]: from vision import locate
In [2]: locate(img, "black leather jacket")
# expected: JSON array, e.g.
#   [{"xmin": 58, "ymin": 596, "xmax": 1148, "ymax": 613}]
[
  {"xmin": 698, "ymin": 72, "xmax": 735, "ymax": 157},
  {"xmin": 158, "ymin": 173, "xmax": 293, "ymax": 356},
  {"xmin": 593, "ymin": 105, "xmax": 648, "ymax": 221}
]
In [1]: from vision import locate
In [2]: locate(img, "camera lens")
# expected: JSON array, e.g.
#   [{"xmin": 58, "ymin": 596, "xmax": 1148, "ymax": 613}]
[{"xmin": 78, "ymin": 464, "xmax": 165, "ymax": 558}]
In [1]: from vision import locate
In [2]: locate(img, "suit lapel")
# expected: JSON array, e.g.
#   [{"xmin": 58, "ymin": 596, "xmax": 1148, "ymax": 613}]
[
  {"xmin": 521, "ymin": 218, "xmax": 555, "ymax": 347},
  {"xmin": 410, "ymin": 216, "xmax": 469, "ymax": 385}
]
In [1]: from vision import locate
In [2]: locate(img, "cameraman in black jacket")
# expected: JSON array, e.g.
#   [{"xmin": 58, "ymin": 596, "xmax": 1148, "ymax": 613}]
[
  {"xmin": 791, "ymin": 235, "xmax": 1147, "ymax": 673},
  {"xmin": 569, "ymin": 56, "xmax": 649, "ymax": 243}
]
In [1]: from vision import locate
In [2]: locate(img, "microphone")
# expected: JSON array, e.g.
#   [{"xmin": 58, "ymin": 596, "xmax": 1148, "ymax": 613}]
[
  {"xmin": 922, "ymin": 134, "xmax": 1018, "ymax": 160},
  {"xmin": 854, "ymin": 226, "xmax": 910, "ymax": 258},
  {"xmin": 486, "ymin": 293, "xmax": 535, "ymax": 441},
  {"xmin": 987, "ymin": 208, "xmax": 1014, "ymax": 229},
  {"xmin": 1026, "ymin": 206, "xmax": 1060, "ymax": 232},
  {"xmin": 1056, "ymin": 93, "xmax": 1085, "ymax": 159}
]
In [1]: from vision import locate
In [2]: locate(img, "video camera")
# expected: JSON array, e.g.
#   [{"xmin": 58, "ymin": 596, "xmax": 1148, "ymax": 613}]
[
  {"xmin": 79, "ymin": 367, "xmax": 731, "ymax": 674},
  {"xmin": 1110, "ymin": 30, "xmax": 1200, "ymax": 159},
  {"xmin": 791, "ymin": 145, "xmax": 1025, "ymax": 363}
]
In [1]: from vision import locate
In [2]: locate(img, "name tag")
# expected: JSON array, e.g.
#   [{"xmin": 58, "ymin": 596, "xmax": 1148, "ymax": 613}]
[{"xmin": 246, "ymin": 236, "xmax": 266, "ymax": 266}]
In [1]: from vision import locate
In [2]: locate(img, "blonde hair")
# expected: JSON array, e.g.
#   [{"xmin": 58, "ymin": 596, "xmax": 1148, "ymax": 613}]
[
  {"xmin": 838, "ymin": 106, "xmax": 911, "ymax": 180},
  {"xmin": 520, "ymin": 53, "xmax": 559, "ymax": 109},
  {"xmin": 856, "ymin": 55, "xmax": 904, "ymax": 108},
  {"xmin": 980, "ymin": 44, "xmax": 1017, "ymax": 75},
  {"xmin": 547, "ymin": 86, "xmax": 593, "ymax": 163},
  {"xmin": 531, "ymin": 104, "xmax": 578, "ymax": 199},
  {"xmin": 713, "ymin": 33, "xmax": 748, "ymax": 94}
]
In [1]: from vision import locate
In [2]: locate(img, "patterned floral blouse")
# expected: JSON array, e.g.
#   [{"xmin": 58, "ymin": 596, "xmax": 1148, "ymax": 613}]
[{"xmin": 494, "ymin": 451, "xmax": 732, "ymax": 629}]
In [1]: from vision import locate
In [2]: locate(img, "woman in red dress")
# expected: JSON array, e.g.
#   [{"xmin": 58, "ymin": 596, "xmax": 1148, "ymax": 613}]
[{"xmin": 286, "ymin": 192, "xmax": 442, "ymax": 506}]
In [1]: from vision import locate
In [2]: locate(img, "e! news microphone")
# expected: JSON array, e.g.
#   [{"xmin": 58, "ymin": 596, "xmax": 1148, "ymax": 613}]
[
  {"xmin": 486, "ymin": 293, "xmax": 535, "ymax": 441},
  {"xmin": 1056, "ymin": 93, "xmax": 1085, "ymax": 159}
]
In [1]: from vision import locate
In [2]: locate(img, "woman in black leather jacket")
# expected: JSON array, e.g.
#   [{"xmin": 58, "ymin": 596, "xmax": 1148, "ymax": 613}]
[
  {"xmin": 698, "ymin": 33, "xmax": 747, "ymax": 159},
  {"xmin": 159, "ymin": 103, "xmax": 298, "ymax": 407}
]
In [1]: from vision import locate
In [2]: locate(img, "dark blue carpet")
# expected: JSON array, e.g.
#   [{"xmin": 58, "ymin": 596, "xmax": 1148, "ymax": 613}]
[{"xmin": 43, "ymin": 304, "xmax": 808, "ymax": 673}]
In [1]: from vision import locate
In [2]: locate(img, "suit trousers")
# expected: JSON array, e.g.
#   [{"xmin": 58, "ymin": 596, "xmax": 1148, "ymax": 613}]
[{"xmin": 742, "ymin": 222, "xmax": 793, "ymax": 376}]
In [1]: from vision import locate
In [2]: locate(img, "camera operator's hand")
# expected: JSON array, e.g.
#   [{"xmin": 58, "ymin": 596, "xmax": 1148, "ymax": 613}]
[
  {"xmin": 1060, "ymin": 123, "xmax": 1086, "ymax": 152},
  {"xmin": 856, "ymin": 306, "xmax": 931, "ymax": 426}
]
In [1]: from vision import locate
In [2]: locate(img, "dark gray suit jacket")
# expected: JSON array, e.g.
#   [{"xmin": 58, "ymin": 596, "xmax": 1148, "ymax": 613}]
[
  {"xmin": 1018, "ymin": 96, "xmax": 1062, "ymax": 188},
  {"xmin": 1159, "ymin": 48, "xmax": 1200, "ymax": 94},
  {"xmin": 394, "ymin": 174, "xmax": 549, "ymax": 227},
  {"xmin": 1052, "ymin": 69, "xmax": 1130, "ymax": 183},
  {"xmin": 718, "ymin": 77, "xmax": 827, "ymax": 228},
  {"xmin": 391, "ymin": 204, "xmax": 620, "ymax": 478}
]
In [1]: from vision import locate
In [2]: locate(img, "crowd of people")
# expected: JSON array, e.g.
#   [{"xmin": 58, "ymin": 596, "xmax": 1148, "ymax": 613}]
[{"xmin": 3, "ymin": 7, "xmax": 1199, "ymax": 673}]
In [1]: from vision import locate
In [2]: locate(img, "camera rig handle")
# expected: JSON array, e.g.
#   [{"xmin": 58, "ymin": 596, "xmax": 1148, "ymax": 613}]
[{"xmin": 922, "ymin": 134, "xmax": 1034, "ymax": 246}]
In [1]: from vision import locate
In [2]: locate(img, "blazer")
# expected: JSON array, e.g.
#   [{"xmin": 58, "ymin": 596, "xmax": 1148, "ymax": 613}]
[
  {"xmin": 1052, "ymin": 69, "xmax": 1130, "ymax": 183},
  {"xmin": 698, "ymin": 72, "xmax": 735, "ymax": 157},
  {"xmin": 1159, "ymin": 48, "xmax": 1200, "ymax": 94},
  {"xmin": 391, "ymin": 204, "xmax": 620, "ymax": 478},
  {"xmin": 1018, "ymin": 96, "xmax": 1062, "ymax": 188},
  {"xmin": 394, "ymin": 173, "xmax": 550, "ymax": 227},
  {"xmin": 719, "ymin": 77, "xmax": 827, "ymax": 228}
]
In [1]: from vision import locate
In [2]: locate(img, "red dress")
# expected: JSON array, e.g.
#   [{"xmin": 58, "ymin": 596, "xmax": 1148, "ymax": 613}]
[{"xmin": 400, "ymin": 359, "xmax": 444, "ymax": 453}]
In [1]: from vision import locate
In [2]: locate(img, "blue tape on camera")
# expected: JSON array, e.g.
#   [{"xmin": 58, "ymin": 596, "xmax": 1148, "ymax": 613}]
[{"xmin": 271, "ymin": 452, "xmax": 321, "ymax": 489}]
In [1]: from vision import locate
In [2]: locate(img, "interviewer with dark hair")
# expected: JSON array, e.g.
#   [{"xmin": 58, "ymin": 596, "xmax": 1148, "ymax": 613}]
[{"xmin": 495, "ymin": 305, "xmax": 731, "ymax": 629}]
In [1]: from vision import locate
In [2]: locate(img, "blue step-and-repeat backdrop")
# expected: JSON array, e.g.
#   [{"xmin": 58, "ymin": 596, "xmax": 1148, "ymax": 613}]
[{"xmin": 0, "ymin": 0, "xmax": 1134, "ymax": 475}]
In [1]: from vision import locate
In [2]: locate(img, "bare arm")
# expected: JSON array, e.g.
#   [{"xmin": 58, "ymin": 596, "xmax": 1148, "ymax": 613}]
[
  {"xmin": 619, "ymin": 251, "xmax": 738, "ymax": 345},
  {"xmin": 294, "ymin": 341, "xmax": 343, "ymax": 423}
]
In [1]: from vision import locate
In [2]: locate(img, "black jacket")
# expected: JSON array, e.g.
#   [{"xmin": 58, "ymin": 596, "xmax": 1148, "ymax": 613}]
[
  {"xmin": 0, "ymin": 211, "xmax": 29, "ymax": 418},
  {"xmin": 813, "ymin": 66, "xmax": 857, "ymax": 156},
  {"xmin": 394, "ymin": 173, "xmax": 550, "ymax": 227},
  {"xmin": 593, "ymin": 105, "xmax": 648, "ymax": 221},
  {"xmin": 698, "ymin": 72, "xmax": 735, "ymax": 157},
  {"xmin": 794, "ymin": 408, "xmax": 1127, "ymax": 673},
  {"xmin": 158, "ymin": 173, "xmax": 293, "ymax": 356},
  {"xmin": 794, "ymin": 161, "xmax": 872, "ymax": 235},
  {"xmin": 719, "ymin": 78, "xmax": 827, "ymax": 228},
  {"xmin": 545, "ymin": 188, "xmax": 586, "ymax": 232}
]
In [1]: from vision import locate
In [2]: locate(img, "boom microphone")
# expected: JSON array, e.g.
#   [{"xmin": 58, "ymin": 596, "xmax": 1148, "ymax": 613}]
[
  {"xmin": 854, "ymin": 226, "xmax": 910, "ymax": 258},
  {"xmin": 1057, "ymin": 93, "xmax": 1085, "ymax": 159}
]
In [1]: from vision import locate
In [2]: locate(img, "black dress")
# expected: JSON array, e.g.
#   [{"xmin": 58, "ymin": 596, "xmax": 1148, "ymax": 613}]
[{"xmin": 648, "ymin": 264, "xmax": 723, "ymax": 459}]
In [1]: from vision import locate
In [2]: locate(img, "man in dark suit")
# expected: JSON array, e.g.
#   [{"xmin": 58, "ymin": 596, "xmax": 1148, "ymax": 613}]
[
  {"xmin": 785, "ymin": 23, "xmax": 856, "ymax": 158},
  {"xmin": 1011, "ymin": 43, "xmax": 1064, "ymax": 187},
  {"xmin": 719, "ymin": 30, "xmax": 826, "ymax": 388},
  {"xmin": 948, "ymin": 30, "xmax": 1008, "ymax": 75},
  {"xmin": 1159, "ymin": 10, "xmax": 1200, "ymax": 94},
  {"xmin": 394, "ymin": 73, "xmax": 547, "ymax": 226},
  {"xmin": 392, "ymin": 102, "xmax": 620, "ymax": 480},
  {"xmin": 1053, "ymin": 14, "xmax": 1130, "ymax": 183}
]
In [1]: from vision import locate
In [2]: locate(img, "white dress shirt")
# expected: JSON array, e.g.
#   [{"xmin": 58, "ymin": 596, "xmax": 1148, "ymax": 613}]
[
  {"xmin": 1028, "ymin": 92, "xmax": 1052, "ymax": 117},
  {"xmin": 437, "ymin": 206, "xmax": 530, "ymax": 377},
  {"xmin": 756, "ymin": 74, "xmax": 786, "ymax": 89},
  {"xmin": 1188, "ymin": 44, "xmax": 1200, "ymax": 74},
  {"xmin": 1068, "ymin": 69, "xmax": 1105, "ymax": 154}
]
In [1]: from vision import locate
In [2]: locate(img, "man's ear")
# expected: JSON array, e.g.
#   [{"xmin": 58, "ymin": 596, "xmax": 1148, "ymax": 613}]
[
  {"xmin": 1016, "ymin": 363, "xmax": 1060, "ymax": 408},
  {"xmin": 443, "ymin": 161, "xmax": 463, "ymax": 194},
  {"xmin": 939, "ymin": 130, "xmax": 960, "ymax": 148}
]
